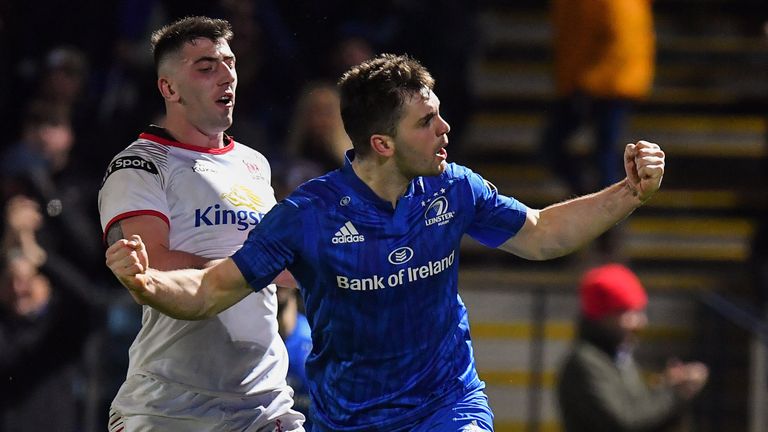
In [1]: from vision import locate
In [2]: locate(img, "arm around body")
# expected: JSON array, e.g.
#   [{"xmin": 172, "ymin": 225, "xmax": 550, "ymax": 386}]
[{"xmin": 105, "ymin": 235, "xmax": 251, "ymax": 320}]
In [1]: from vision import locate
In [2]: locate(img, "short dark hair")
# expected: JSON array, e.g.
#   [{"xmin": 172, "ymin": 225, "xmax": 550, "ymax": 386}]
[
  {"xmin": 338, "ymin": 54, "xmax": 435, "ymax": 157},
  {"xmin": 151, "ymin": 16, "xmax": 233, "ymax": 72}
]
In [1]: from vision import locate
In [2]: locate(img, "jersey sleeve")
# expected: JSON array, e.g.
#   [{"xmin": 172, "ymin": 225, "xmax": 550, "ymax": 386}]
[
  {"xmin": 97, "ymin": 148, "xmax": 170, "ymax": 239},
  {"xmin": 464, "ymin": 168, "xmax": 529, "ymax": 248},
  {"xmin": 231, "ymin": 200, "xmax": 302, "ymax": 292}
]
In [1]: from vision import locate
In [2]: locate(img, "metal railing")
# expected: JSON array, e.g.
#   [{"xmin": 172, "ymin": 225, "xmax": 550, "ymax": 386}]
[{"xmin": 698, "ymin": 291, "xmax": 768, "ymax": 432}]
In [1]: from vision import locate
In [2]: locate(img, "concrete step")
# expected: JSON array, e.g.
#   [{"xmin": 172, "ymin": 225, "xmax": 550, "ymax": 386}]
[
  {"xmin": 459, "ymin": 214, "xmax": 758, "ymax": 264},
  {"xmin": 462, "ymin": 112, "xmax": 766, "ymax": 160},
  {"xmin": 459, "ymin": 157, "xmax": 765, "ymax": 211},
  {"xmin": 471, "ymin": 60, "xmax": 768, "ymax": 108},
  {"xmin": 472, "ymin": 7, "xmax": 768, "ymax": 109},
  {"xmin": 460, "ymin": 267, "xmax": 731, "ymax": 292},
  {"xmin": 477, "ymin": 8, "xmax": 768, "ymax": 56},
  {"xmin": 624, "ymin": 216, "xmax": 757, "ymax": 262}
]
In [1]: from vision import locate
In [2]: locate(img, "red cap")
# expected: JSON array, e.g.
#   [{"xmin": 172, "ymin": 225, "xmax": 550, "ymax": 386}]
[{"xmin": 579, "ymin": 264, "xmax": 647, "ymax": 321}]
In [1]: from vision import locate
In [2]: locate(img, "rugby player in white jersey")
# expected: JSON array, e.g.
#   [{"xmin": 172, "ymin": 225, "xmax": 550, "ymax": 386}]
[{"xmin": 98, "ymin": 16, "xmax": 303, "ymax": 432}]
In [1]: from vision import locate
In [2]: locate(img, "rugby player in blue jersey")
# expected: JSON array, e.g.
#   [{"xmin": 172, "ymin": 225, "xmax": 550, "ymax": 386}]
[{"xmin": 105, "ymin": 54, "xmax": 665, "ymax": 431}]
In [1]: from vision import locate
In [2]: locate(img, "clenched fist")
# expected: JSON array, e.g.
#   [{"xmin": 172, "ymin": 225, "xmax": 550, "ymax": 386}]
[{"xmin": 624, "ymin": 140, "xmax": 665, "ymax": 203}]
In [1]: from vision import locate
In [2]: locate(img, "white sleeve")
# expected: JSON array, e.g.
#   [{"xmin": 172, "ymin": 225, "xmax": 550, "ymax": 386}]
[{"xmin": 98, "ymin": 145, "xmax": 170, "ymax": 235}]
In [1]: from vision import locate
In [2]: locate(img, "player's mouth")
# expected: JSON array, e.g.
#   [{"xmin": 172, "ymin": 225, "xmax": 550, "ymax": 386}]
[
  {"xmin": 435, "ymin": 146, "xmax": 448, "ymax": 161},
  {"xmin": 215, "ymin": 92, "xmax": 235, "ymax": 108}
]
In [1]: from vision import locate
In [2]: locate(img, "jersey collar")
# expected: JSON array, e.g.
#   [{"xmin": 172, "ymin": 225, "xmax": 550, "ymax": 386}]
[{"xmin": 139, "ymin": 125, "xmax": 236, "ymax": 154}]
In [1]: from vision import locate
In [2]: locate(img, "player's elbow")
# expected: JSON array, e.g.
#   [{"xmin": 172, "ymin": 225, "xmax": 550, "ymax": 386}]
[
  {"xmin": 517, "ymin": 246, "xmax": 570, "ymax": 261},
  {"xmin": 498, "ymin": 230, "xmax": 573, "ymax": 261}
]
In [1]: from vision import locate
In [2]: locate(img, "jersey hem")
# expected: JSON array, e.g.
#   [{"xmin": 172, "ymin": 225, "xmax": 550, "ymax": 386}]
[{"xmin": 121, "ymin": 371, "xmax": 291, "ymax": 399}]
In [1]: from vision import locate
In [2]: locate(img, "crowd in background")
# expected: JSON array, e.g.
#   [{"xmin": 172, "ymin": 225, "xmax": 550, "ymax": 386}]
[
  {"xmin": 0, "ymin": 1, "xmax": 764, "ymax": 431},
  {"xmin": 0, "ymin": 1, "xmax": 476, "ymax": 430}
]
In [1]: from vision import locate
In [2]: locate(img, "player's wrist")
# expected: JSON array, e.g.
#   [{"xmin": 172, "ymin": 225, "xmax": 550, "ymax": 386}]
[{"xmin": 623, "ymin": 178, "xmax": 650, "ymax": 207}]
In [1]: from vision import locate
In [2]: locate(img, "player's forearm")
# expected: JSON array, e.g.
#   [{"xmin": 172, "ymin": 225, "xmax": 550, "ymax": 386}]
[
  {"xmin": 133, "ymin": 267, "xmax": 219, "ymax": 320},
  {"xmin": 526, "ymin": 179, "xmax": 643, "ymax": 259},
  {"xmin": 131, "ymin": 261, "xmax": 251, "ymax": 320}
]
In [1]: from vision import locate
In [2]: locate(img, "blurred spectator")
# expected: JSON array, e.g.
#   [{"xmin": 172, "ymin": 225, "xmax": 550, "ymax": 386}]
[
  {"xmin": 0, "ymin": 195, "xmax": 96, "ymax": 432},
  {"xmin": 540, "ymin": 0, "xmax": 655, "ymax": 195},
  {"xmin": 277, "ymin": 285, "xmax": 313, "ymax": 429},
  {"xmin": 557, "ymin": 263, "xmax": 709, "ymax": 431},
  {"xmin": 0, "ymin": 196, "xmax": 46, "ymax": 269},
  {"xmin": 1, "ymin": 101, "xmax": 111, "ymax": 286},
  {"xmin": 328, "ymin": 36, "xmax": 374, "ymax": 82},
  {"xmin": 2, "ymin": 102, "xmax": 73, "ymax": 182},
  {"xmin": 2, "ymin": 0, "xmax": 124, "ymax": 155},
  {"xmin": 275, "ymin": 82, "xmax": 351, "ymax": 198},
  {"xmin": 218, "ymin": 0, "xmax": 276, "ymax": 157},
  {"xmin": 388, "ymin": 0, "xmax": 478, "ymax": 153},
  {"xmin": 35, "ymin": 47, "xmax": 89, "ymax": 117}
]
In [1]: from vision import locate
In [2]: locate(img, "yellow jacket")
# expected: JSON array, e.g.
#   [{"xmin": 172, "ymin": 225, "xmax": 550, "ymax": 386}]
[{"xmin": 551, "ymin": 0, "xmax": 655, "ymax": 99}]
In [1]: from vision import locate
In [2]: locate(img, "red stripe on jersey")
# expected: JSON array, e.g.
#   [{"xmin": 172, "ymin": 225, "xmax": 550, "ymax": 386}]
[
  {"xmin": 102, "ymin": 210, "xmax": 170, "ymax": 244},
  {"xmin": 139, "ymin": 133, "xmax": 235, "ymax": 154}
]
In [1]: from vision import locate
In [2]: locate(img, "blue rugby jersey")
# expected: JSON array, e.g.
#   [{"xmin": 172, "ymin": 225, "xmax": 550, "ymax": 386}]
[{"xmin": 232, "ymin": 152, "xmax": 528, "ymax": 431}]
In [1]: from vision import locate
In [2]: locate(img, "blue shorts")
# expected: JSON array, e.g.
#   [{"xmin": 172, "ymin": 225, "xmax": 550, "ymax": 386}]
[{"xmin": 411, "ymin": 387, "xmax": 494, "ymax": 432}]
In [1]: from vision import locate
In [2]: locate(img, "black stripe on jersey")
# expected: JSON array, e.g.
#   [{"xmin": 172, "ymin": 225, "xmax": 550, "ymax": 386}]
[
  {"xmin": 126, "ymin": 140, "xmax": 170, "ymax": 171},
  {"xmin": 100, "ymin": 154, "xmax": 161, "ymax": 188}
]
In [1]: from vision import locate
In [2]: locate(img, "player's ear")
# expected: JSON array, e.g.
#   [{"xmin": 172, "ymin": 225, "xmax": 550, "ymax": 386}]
[
  {"xmin": 370, "ymin": 134, "xmax": 394, "ymax": 157},
  {"xmin": 158, "ymin": 77, "xmax": 179, "ymax": 102}
]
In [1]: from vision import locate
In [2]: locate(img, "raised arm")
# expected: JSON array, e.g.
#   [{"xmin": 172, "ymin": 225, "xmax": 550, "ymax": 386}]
[
  {"xmin": 500, "ymin": 141, "xmax": 664, "ymax": 260},
  {"xmin": 105, "ymin": 235, "xmax": 251, "ymax": 320}
]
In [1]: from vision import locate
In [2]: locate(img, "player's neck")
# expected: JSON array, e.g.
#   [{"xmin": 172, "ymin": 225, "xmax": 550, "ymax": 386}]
[
  {"xmin": 351, "ymin": 157, "xmax": 410, "ymax": 209},
  {"xmin": 163, "ymin": 115, "xmax": 226, "ymax": 149}
]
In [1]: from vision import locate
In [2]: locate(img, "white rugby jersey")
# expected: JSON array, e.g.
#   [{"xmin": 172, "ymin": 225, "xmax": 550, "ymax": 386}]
[{"xmin": 98, "ymin": 127, "xmax": 288, "ymax": 398}]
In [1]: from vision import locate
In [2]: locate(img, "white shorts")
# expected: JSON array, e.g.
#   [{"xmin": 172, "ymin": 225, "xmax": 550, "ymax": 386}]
[{"xmin": 108, "ymin": 374, "xmax": 305, "ymax": 432}]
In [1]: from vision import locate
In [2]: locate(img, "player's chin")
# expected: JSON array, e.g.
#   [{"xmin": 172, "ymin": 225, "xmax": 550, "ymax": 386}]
[
  {"xmin": 434, "ymin": 160, "xmax": 448, "ymax": 175},
  {"xmin": 218, "ymin": 116, "xmax": 234, "ymax": 131}
]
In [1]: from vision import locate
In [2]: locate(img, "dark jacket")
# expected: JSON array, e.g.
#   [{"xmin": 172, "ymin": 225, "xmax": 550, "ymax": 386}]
[{"xmin": 556, "ymin": 319, "xmax": 685, "ymax": 432}]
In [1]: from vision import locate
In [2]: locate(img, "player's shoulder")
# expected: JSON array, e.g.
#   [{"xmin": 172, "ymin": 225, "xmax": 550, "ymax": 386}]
[
  {"xmin": 444, "ymin": 162, "xmax": 478, "ymax": 180},
  {"xmin": 230, "ymin": 139, "xmax": 268, "ymax": 162},
  {"xmin": 101, "ymin": 136, "xmax": 170, "ymax": 185},
  {"xmin": 230, "ymin": 140, "xmax": 272, "ymax": 177},
  {"xmin": 125, "ymin": 134, "xmax": 171, "ymax": 157},
  {"xmin": 283, "ymin": 169, "xmax": 344, "ymax": 210},
  {"xmin": 109, "ymin": 135, "xmax": 171, "ymax": 167},
  {"xmin": 419, "ymin": 162, "xmax": 477, "ymax": 191}
]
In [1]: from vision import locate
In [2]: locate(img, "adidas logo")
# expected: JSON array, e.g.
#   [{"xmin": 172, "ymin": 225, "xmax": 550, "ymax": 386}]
[{"xmin": 332, "ymin": 221, "xmax": 365, "ymax": 244}]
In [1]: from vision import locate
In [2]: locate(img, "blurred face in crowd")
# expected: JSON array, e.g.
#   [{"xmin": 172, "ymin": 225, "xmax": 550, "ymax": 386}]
[
  {"xmin": 0, "ymin": 256, "xmax": 51, "ymax": 318},
  {"xmin": 601, "ymin": 308, "xmax": 648, "ymax": 347},
  {"xmin": 37, "ymin": 122, "xmax": 74, "ymax": 171},
  {"xmin": 43, "ymin": 66, "xmax": 84, "ymax": 104},
  {"xmin": 391, "ymin": 88, "xmax": 451, "ymax": 179},
  {"xmin": 159, "ymin": 37, "xmax": 237, "ymax": 136},
  {"xmin": 305, "ymin": 87, "xmax": 342, "ymax": 141}
]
